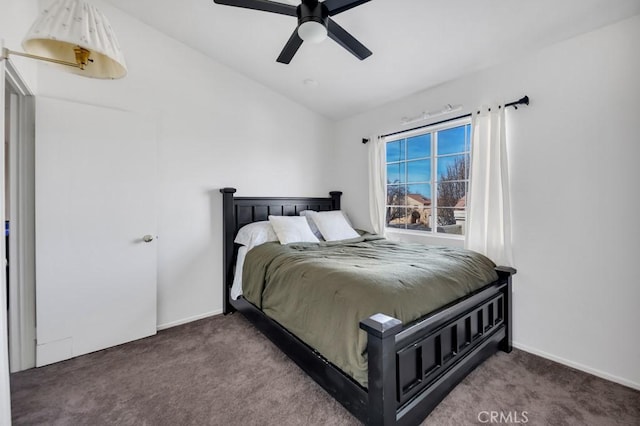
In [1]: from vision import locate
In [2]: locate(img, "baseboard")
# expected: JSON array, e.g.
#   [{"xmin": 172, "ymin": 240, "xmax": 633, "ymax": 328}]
[
  {"xmin": 156, "ymin": 309, "xmax": 223, "ymax": 331},
  {"xmin": 512, "ymin": 341, "xmax": 640, "ymax": 391}
]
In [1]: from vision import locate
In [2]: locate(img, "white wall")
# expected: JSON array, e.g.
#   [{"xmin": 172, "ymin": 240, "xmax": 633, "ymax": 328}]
[
  {"xmin": 34, "ymin": 0, "xmax": 334, "ymax": 329},
  {"xmin": 331, "ymin": 15, "xmax": 640, "ymax": 389},
  {"xmin": 0, "ymin": 0, "xmax": 38, "ymax": 92}
]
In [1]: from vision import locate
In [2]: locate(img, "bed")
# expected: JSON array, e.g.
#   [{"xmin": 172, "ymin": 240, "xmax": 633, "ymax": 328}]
[{"xmin": 220, "ymin": 188, "xmax": 515, "ymax": 425}]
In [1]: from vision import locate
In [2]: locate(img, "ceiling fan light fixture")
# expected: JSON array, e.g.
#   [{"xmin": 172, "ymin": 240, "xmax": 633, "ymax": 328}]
[{"xmin": 298, "ymin": 21, "xmax": 327, "ymax": 44}]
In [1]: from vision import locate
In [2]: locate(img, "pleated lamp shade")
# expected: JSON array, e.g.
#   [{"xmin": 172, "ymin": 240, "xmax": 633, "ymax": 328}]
[{"xmin": 22, "ymin": 0, "xmax": 127, "ymax": 79}]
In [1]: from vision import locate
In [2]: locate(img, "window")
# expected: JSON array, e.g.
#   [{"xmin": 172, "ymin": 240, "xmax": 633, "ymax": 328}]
[{"xmin": 385, "ymin": 119, "xmax": 471, "ymax": 236}]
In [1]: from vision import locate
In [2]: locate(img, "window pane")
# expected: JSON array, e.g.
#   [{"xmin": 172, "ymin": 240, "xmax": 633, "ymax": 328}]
[
  {"xmin": 387, "ymin": 162, "xmax": 406, "ymax": 184},
  {"xmin": 437, "ymin": 154, "xmax": 468, "ymax": 181},
  {"xmin": 407, "ymin": 159, "xmax": 430, "ymax": 183},
  {"xmin": 407, "ymin": 134, "xmax": 431, "ymax": 160},
  {"xmin": 385, "ymin": 121, "xmax": 470, "ymax": 236},
  {"xmin": 406, "ymin": 207, "xmax": 432, "ymax": 231},
  {"xmin": 436, "ymin": 208, "xmax": 465, "ymax": 235},
  {"xmin": 438, "ymin": 125, "xmax": 468, "ymax": 155},
  {"xmin": 386, "ymin": 139, "xmax": 405, "ymax": 163},
  {"xmin": 387, "ymin": 184, "xmax": 406, "ymax": 206},
  {"xmin": 437, "ymin": 182, "xmax": 466, "ymax": 208},
  {"xmin": 386, "ymin": 207, "xmax": 407, "ymax": 229}
]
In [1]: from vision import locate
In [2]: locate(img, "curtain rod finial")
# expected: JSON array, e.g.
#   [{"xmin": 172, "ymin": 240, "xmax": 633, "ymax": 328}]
[{"xmin": 362, "ymin": 138, "xmax": 370, "ymax": 144}]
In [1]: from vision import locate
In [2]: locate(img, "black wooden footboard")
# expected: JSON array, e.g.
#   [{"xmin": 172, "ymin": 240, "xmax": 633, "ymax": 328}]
[
  {"xmin": 220, "ymin": 188, "xmax": 515, "ymax": 426},
  {"xmin": 361, "ymin": 270, "xmax": 513, "ymax": 425}
]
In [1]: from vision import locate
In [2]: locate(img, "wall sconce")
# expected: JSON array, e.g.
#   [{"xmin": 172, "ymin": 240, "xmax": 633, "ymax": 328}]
[{"xmin": 1, "ymin": 0, "xmax": 127, "ymax": 79}]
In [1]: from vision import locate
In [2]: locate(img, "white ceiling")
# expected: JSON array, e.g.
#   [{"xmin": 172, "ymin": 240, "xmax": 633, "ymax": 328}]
[{"xmin": 104, "ymin": 0, "xmax": 640, "ymax": 120}]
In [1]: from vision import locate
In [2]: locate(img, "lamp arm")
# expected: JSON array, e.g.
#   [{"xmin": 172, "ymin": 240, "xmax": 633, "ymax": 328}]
[{"xmin": 2, "ymin": 47, "xmax": 81, "ymax": 69}]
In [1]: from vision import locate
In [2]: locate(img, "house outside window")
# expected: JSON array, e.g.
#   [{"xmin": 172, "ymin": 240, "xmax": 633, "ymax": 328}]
[{"xmin": 385, "ymin": 118, "xmax": 471, "ymax": 236}]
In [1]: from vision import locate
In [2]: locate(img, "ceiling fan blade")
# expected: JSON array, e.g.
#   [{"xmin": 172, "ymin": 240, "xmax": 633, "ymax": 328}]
[
  {"xmin": 213, "ymin": 0, "xmax": 297, "ymax": 17},
  {"xmin": 323, "ymin": 0, "xmax": 371, "ymax": 16},
  {"xmin": 277, "ymin": 29, "xmax": 304, "ymax": 64},
  {"xmin": 327, "ymin": 18, "xmax": 372, "ymax": 60}
]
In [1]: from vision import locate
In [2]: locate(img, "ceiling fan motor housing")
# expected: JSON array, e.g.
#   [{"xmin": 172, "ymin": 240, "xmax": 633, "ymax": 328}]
[{"xmin": 297, "ymin": 0, "xmax": 328, "ymax": 28}]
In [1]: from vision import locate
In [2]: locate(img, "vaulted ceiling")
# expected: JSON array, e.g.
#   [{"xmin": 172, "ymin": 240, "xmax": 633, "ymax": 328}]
[{"xmin": 104, "ymin": 0, "xmax": 640, "ymax": 120}]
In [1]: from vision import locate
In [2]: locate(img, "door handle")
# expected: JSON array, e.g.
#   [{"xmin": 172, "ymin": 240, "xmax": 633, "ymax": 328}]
[{"xmin": 142, "ymin": 235, "xmax": 154, "ymax": 243}]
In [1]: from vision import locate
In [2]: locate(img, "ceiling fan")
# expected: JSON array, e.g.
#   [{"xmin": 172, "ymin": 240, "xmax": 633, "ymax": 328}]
[{"xmin": 212, "ymin": 0, "xmax": 372, "ymax": 64}]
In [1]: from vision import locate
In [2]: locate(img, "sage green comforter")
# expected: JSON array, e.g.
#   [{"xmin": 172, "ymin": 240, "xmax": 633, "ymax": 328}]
[{"xmin": 242, "ymin": 234, "xmax": 498, "ymax": 387}]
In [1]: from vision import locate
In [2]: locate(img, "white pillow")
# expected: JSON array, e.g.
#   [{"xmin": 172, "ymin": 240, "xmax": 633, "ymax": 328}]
[
  {"xmin": 307, "ymin": 210, "xmax": 359, "ymax": 241},
  {"xmin": 268, "ymin": 215, "xmax": 320, "ymax": 245},
  {"xmin": 299, "ymin": 210, "xmax": 324, "ymax": 240},
  {"xmin": 234, "ymin": 221, "xmax": 278, "ymax": 251}
]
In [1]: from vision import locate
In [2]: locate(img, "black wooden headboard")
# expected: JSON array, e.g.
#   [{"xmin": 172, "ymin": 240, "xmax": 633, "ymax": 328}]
[{"xmin": 219, "ymin": 188, "xmax": 342, "ymax": 314}]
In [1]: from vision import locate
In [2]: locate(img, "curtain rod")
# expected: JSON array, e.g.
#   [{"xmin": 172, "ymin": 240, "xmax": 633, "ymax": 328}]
[{"xmin": 361, "ymin": 95, "xmax": 529, "ymax": 144}]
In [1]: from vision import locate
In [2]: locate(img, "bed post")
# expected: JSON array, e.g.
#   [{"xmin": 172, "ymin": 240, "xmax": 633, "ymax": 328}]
[
  {"xmin": 360, "ymin": 313, "xmax": 403, "ymax": 426},
  {"xmin": 495, "ymin": 266, "xmax": 516, "ymax": 353},
  {"xmin": 330, "ymin": 191, "xmax": 342, "ymax": 210},
  {"xmin": 220, "ymin": 187, "xmax": 237, "ymax": 315}
]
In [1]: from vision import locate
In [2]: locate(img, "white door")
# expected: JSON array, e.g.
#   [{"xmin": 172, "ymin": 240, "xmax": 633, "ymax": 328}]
[{"xmin": 35, "ymin": 97, "xmax": 157, "ymax": 366}]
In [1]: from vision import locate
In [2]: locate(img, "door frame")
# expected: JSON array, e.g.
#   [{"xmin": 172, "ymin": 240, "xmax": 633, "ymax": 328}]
[
  {"xmin": 5, "ymin": 59, "xmax": 36, "ymax": 373},
  {"xmin": 0, "ymin": 48, "xmax": 10, "ymax": 426}
]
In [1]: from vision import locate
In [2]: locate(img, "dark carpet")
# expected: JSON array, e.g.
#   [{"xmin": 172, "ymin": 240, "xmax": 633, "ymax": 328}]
[{"xmin": 10, "ymin": 314, "xmax": 640, "ymax": 425}]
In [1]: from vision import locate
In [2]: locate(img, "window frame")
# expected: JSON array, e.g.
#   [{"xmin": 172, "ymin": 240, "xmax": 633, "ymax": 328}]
[{"xmin": 384, "ymin": 116, "xmax": 472, "ymax": 239}]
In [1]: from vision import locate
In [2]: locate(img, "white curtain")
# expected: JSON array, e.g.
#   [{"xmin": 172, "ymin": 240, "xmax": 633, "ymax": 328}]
[
  {"xmin": 465, "ymin": 105, "xmax": 514, "ymax": 267},
  {"xmin": 368, "ymin": 136, "xmax": 386, "ymax": 235}
]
